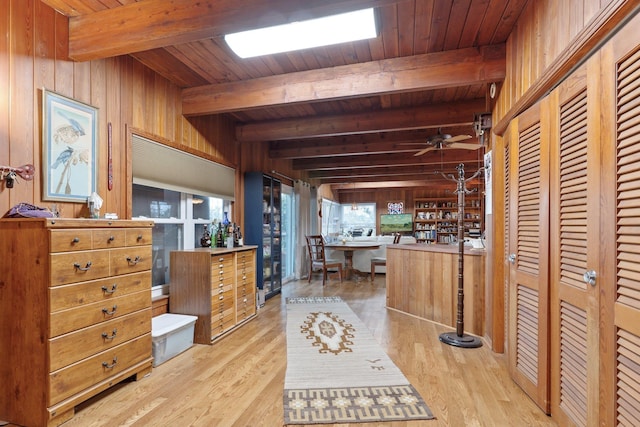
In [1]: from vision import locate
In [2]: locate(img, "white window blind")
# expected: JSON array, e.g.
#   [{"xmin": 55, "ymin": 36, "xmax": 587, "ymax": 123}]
[{"xmin": 132, "ymin": 135, "xmax": 235, "ymax": 200}]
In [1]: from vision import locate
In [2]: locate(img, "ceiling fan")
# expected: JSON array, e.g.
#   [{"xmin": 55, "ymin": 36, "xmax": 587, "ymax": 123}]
[{"xmin": 404, "ymin": 130, "xmax": 481, "ymax": 156}]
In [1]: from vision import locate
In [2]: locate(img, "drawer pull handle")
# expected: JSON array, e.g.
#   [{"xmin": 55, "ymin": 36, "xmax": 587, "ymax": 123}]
[
  {"xmin": 219, "ymin": 295, "xmax": 224, "ymax": 300},
  {"xmin": 101, "ymin": 329, "xmax": 118, "ymax": 340},
  {"xmin": 102, "ymin": 305, "xmax": 118, "ymax": 316},
  {"xmin": 72, "ymin": 237, "xmax": 80, "ymax": 243},
  {"xmin": 74, "ymin": 261, "xmax": 92, "ymax": 271},
  {"xmin": 126, "ymin": 256, "xmax": 141, "ymax": 265},
  {"xmin": 108, "ymin": 235, "xmax": 115, "ymax": 242},
  {"xmin": 137, "ymin": 234, "xmax": 143, "ymax": 241},
  {"xmin": 218, "ymin": 257, "xmax": 224, "ymax": 262},
  {"xmin": 101, "ymin": 284, "xmax": 118, "ymax": 294},
  {"xmin": 102, "ymin": 357, "xmax": 118, "ymax": 369}
]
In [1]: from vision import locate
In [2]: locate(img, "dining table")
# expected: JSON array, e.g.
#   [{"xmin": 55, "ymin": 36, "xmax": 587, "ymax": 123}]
[{"xmin": 325, "ymin": 241, "xmax": 381, "ymax": 280}]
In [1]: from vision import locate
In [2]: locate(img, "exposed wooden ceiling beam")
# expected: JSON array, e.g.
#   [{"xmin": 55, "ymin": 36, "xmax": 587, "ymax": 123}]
[
  {"xmin": 66, "ymin": 0, "xmax": 402, "ymax": 61},
  {"xmin": 269, "ymin": 127, "xmax": 475, "ymax": 158},
  {"xmin": 182, "ymin": 45, "xmax": 505, "ymax": 115},
  {"xmin": 293, "ymin": 150, "xmax": 484, "ymax": 170},
  {"xmin": 308, "ymin": 161, "xmax": 483, "ymax": 179},
  {"xmin": 237, "ymin": 99, "xmax": 486, "ymax": 141},
  {"xmin": 322, "ymin": 177, "xmax": 483, "ymax": 187}
]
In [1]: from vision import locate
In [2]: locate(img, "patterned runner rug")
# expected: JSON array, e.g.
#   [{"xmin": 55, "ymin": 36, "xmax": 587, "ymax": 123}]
[{"xmin": 284, "ymin": 296, "xmax": 434, "ymax": 425}]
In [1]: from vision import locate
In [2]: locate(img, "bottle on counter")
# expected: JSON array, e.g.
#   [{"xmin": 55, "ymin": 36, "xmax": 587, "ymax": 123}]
[
  {"xmin": 237, "ymin": 226, "xmax": 243, "ymax": 246},
  {"xmin": 200, "ymin": 224, "xmax": 211, "ymax": 247},
  {"xmin": 216, "ymin": 222, "xmax": 225, "ymax": 248}
]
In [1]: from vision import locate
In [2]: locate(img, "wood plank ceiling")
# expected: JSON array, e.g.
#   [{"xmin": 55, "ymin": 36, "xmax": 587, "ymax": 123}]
[{"xmin": 41, "ymin": 0, "xmax": 529, "ymax": 190}]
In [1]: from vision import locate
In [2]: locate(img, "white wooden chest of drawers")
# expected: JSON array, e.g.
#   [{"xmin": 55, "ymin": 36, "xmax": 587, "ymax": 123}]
[{"xmin": 0, "ymin": 218, "xmax": 154, "ymax": 427}]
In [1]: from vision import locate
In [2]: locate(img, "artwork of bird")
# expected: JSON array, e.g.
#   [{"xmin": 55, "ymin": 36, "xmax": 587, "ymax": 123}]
[
  {"xmin": 51, "ymin": 147, "xmax": 74, "ymax": 169},
  {"xmin": 57, "ymin": 110, "xmax": 85, "ymax": 135},
  {"xmin": 49, "ymin": 105, "xmax": 92, "ymax": 196}
]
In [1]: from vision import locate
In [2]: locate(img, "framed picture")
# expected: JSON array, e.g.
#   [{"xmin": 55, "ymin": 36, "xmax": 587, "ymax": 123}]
[
  {"xmin": 42, "ymin": 89, "xmax": 98, "ymax": 202},
  {"xmin": 387, "ymin": 201, "xmax": 404, "ymax": 214}
]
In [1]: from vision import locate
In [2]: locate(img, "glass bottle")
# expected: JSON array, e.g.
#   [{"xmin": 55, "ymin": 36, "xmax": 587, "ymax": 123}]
[
  {"xmin": 216, "ymin": 222, "xmax": 225, "ymax": 248},
  {"xmin": 200, "ymin": 224, "xmax": 211, "ymax": 247},
  {"xmin": 211, "ymin": 219, "xmax": 218, "ymax": 248}
]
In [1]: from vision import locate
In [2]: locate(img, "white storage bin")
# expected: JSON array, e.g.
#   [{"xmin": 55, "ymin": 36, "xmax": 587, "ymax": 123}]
[{"xmin": 152, "ymin": 313, "xmax": 197, "ymax": 367}]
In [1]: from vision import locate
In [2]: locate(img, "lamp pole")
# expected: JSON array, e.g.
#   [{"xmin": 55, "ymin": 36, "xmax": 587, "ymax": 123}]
[{"xmin": 438, "ymin": 163, "xmax": 483, "ymax": 348}]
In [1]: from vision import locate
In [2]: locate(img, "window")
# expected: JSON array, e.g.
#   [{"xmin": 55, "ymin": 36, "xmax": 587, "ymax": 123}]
[
  {"xmin": 321, "ymin": 198, "xmax": 341, "ymax": 239},
  {"xmin": 341, "ymin": 203, "xmax": 376, "ymax": 237},
  {"xmin": 131, "ymin": 135, "xmax": 236, "ymax": 295},
  {"xmin": 132, "ymin": 183, "xmax": 232, "ymax": 291}
]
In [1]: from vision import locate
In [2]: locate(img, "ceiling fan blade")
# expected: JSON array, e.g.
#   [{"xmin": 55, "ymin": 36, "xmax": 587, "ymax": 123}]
[
  {"xmin": 448, "ymin": 142, "xmax": 483, "ymax": 150},
  {"xmin": 414, "ymin": 146, "xmax": 437, "ymax": 156},
  {"xmin": 397, "ymin": 142, "xmax": 430, "ymax": 146},
  {"xmin": 445, "ymin": 134, "xmax": 472, "ymax": 143}
]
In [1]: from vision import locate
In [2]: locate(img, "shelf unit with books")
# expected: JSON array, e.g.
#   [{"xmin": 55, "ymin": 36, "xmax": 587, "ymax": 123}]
[{"xmin": 413, "ymin": 195, "xmax": 483, "ymax": 243}]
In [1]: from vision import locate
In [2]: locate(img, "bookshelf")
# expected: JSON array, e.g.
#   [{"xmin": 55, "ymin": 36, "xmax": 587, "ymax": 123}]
[{"xmin": 413, "ymin": 195, "xmax": 483, "ymax": 243}]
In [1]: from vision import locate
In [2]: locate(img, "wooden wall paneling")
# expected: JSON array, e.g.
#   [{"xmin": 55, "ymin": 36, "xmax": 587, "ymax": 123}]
[
  {"xmin": 494, "ymin": 0, "xmax": 640, "ymax": 135},
  {"xmin": 1, "ymin": 1, "xmax": 241, "ymax": 220},
  {"xmin": 508, "ymin": 99, "xmax": 551, "ymax": 413},
  {"xmin": 91, "ymin": 59, "xmax": 107, "ymax": 211},
  {"xmin": 53, "ymin": 10, "xmax": 72, "ymax": 89},
  {"xmin": 0, "ymin": 0, "xmax": 8, "ymax": 210},
  {"xmin": 518, "ymin": 1, "xmax": 533, "ymax": 97},
  {"xmin": 105, "ymin": 57, "xmax": 123, "ymax": 215},
  {"xmin": 52, "ymin": 10, "xmax": 73, "ymax": 217},
  {"xmin": 33, "ymin": 1, "xmax": 57, "ymax": 211},
  {"xmin": 10, "ymin": 0, "xmax": 36, "ymax": 207},
  {"xmin": 73, "ymin": 60, "xmax": 91, "ymax": 103}
]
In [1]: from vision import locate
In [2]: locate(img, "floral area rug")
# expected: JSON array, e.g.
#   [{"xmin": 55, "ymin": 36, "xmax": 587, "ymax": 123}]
[{"xmin": 284, "ymin": 296, "xmax": 434, "ymax": 425}]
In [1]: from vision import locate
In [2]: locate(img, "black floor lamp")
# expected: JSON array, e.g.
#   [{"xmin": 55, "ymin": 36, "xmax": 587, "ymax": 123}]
[{"xmin": 438, "ymin": 163, "xmax": 483, "ymax": 348}]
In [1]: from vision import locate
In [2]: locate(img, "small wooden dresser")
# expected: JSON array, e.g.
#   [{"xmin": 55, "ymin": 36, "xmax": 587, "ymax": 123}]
[
  {"xmin": 0, "ymin": 218, "xmax": 154, "ymax": 427},
  {"xmin": 170, "ymin": 247, "xmax": 257, "ymax": 343}
]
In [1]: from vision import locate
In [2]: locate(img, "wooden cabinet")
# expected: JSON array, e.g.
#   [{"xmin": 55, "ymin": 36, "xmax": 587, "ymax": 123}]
[
  {"xmin": 170, "ymin": 247, "xmax": 257, "ymax": 344},
  {"xmin": 386, "ymin": 244, "xmax": 485, "ymax": 336},
  {"xmin": 413, "ymin": 196, "xmax": 483, "ymax": 243},
  {"xmin": 0, "ymin": 218, "xmax": 154, "ymax": 427}
]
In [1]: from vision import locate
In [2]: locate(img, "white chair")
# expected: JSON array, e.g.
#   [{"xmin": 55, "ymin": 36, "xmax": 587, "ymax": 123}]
[{"xmin": 370, "ymin": 233, "xmax": 401, "ymax": 281}]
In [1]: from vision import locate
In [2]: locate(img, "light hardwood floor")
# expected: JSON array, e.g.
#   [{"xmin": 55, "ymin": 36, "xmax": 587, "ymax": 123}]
[{"xmin": 56, "ymin": 277, "xmax": 557, "ymax": 427}]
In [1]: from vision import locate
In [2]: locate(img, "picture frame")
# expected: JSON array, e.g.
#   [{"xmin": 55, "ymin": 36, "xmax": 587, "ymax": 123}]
[
  {"xmin": 42, "ymin": 89, "xmax": 98, "ymax": 202},
  {"xmin": 387, "ymin": 201, "xmax": 404, "ymax": 214}
]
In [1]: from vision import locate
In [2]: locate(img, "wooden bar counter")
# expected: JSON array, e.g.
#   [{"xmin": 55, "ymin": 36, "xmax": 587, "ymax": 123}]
[{"xmin": 386, "ymin": 243, "xmax": 485, "ymax": 336}]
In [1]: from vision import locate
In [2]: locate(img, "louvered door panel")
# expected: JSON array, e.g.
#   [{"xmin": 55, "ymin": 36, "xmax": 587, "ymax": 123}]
[
  {"xmin": 548, "ymin": 61, "xmax": 601, "ymax": 427},
  {"xmin": 559, "ymin": 302, "xmax": 588, "ymax": 426},
  {"xmin": 614, "ymin": 43, "xmax": 640, "ymax": 427},
  {"xmin": 508, "ymin": 100, "xmax": 550, "ymax": 413},
  {"xmin": 616, "ymin": 330, "xmax": 640, "ymax": 426}
]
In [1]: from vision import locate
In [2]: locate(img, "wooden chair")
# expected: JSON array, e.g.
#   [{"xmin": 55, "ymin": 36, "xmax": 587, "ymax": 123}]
[
  {"xmin": 306, "ymin": 235, "xmax": 343, "ymax": 286},
  {"xmin": 370, "ymin": 233, "xmax": 401, "ymax": 281}
]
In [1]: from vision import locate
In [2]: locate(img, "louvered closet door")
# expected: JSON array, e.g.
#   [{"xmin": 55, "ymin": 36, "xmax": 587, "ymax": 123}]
[
  {"xmin": 600, "ymin": 16, "xmax": 640, "ymax": 426},
  {"xmin": 507, "ymin": 101, "xmax": 550, "ymax": 413},
  {"xmin": 548, "ymin": 60, "xmax": 600, "ymax": 427}
]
